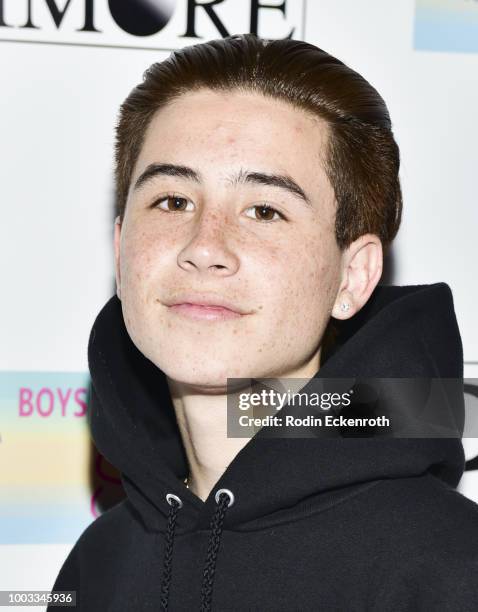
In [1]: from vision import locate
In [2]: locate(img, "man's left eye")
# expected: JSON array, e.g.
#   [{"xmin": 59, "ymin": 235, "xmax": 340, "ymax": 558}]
[
  {"xmin": 245, "ymin": 204, "xmax": 284, "ymax": 222},
  {"xmin": 154, "ymin": 195, "xmax": 194, "ymax": 212}
]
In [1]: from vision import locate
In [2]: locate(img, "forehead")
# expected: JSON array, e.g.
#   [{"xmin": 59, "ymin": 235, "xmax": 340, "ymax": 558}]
[{"xmin": 131, "ymin": 89, "xmax": 333, "ymax": 208}]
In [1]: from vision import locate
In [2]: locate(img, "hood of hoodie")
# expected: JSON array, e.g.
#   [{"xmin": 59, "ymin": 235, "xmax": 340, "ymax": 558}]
[{"xmin": 87, "ymin": 282, "xmax": 466, "ymax": 534}]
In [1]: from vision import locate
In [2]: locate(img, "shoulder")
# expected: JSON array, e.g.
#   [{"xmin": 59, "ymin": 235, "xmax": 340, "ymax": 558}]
[
  {"xmin": 79, "ymin": 498, "xmax": 134, "ymax": 536},
  {"xmin": 49, "ymin": 500, "xmax": 141, "ymax": 611},
  {"xmin": 363, "ymin": 474, "xmax": 478, "ymax": 569},
  {"xmin": 365, "ymin": 476, "xmax": 478, "ymax": 611},
  {"xmin": 54, "ymin": 498, "xmax": 142, "ymax": 580},
  {"xmin": 372, "ymin": 473, "xmax": 478, "ymax": 532},
  {"xmin": 73, "ymin": 498, "xmax": 143, "ymax": 557}
]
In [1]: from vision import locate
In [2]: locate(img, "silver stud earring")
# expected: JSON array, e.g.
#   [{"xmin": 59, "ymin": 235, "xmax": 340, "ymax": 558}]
[{"xmin": 340, "ymin": 302, "xmax": 350, "ymax": 312}]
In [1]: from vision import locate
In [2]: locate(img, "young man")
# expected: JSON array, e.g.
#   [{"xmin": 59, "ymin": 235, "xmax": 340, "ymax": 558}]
[{"xmin": 49, "ymin": 33, "xmax": 478, "ymax": 610}]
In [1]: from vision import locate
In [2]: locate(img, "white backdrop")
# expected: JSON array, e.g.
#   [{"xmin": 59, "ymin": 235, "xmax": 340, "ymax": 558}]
[{"xmin": 1, "ymin": 1, "xmax": 477, "ymax": 609}]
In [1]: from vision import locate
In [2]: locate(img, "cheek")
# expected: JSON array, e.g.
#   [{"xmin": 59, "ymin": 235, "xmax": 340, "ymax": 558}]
[
  {"xmin": 271, "ymin": 238, "xmax": 339, "ymax": 323},
  {"xmin": 120, "ymin": 227, "xmax": 167, "ymax": 290}
]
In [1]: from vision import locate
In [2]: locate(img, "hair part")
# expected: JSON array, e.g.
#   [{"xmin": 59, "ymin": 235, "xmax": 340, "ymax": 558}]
[{"xmin": 114, "ymin": 33, "xmax": 402, "ymax": 255}]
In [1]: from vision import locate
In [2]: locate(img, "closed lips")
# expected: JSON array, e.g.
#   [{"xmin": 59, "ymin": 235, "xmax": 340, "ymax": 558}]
[{"xmin": 166, "ymin": 293, "xmax": 252, "ymax": 315}]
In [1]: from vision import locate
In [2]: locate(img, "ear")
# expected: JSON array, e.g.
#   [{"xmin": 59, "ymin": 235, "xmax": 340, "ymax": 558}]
[
  {"xmin": 114, "ymin": 216, "xmax": 122, "ymax": 300},
  {"xmin": 332, "ymin": 234, "xmax": 383, "ymax": 320}
]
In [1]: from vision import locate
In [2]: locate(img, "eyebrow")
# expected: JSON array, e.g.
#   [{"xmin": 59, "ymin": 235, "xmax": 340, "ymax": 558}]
[{"xmin": 132, "ymin": 162, "xmax": 313, "ymax": 207}]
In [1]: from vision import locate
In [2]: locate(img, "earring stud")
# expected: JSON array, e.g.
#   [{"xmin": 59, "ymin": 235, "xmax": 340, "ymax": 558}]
[{"xmin": 340, "ymin": 302, "xmax": 350, "ymax": 312}]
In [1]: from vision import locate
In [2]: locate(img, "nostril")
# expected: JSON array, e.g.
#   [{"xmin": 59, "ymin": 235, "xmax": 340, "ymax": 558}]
[{"xmin": 214, "ymin": 488, "xmax": 235, "ymax": 507}]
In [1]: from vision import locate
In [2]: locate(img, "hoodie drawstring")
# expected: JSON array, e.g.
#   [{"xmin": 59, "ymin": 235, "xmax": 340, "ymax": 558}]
[
  {"xmin": 199, "ymin": 488, "xmax": 235, "ymax": 612},
  {"xmin": 160, "ymin": 488, "xmax": 235, "ymax": 612},
  {"xmin": 160, "ymin": 493, "xmax": 183, "ymax": 611}
]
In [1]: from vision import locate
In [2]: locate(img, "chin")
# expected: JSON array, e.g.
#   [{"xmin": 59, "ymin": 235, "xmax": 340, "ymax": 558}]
[
  {"xmin": 164, "ymin": 369, "xmax": 237, "ymax": 393},
  {"xmin": 155, "ymin": 354, "xmax": 257, "ymax": 392}
]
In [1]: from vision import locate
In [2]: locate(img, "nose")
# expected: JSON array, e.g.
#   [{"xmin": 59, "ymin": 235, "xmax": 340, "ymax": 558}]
[{"xmin": 177, "ymin": 208, "xmax": 240, "ymax": 276}]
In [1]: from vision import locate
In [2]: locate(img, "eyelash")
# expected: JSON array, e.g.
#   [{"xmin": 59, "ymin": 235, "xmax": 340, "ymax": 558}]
[{"xmin": 152, "ymin": 194, "xmax": 286, "ymax": 223}]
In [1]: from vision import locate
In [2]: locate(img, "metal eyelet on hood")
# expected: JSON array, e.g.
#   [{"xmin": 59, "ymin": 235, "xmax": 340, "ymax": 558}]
[
  {"xmin": 166, "ymin": 493, "xmax": 183, "ymax": 509},
  {"xmin": 214, "ymin": 488, "xmax": 235, "ymax": 507}
]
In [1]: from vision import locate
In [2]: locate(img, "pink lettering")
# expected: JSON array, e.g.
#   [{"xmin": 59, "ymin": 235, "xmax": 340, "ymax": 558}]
[
  {"xmin": 19, "ymin": 388, "xmax": 34, "ymax": 416},
  {"xmin": 57, "ymin": 388, "xmax": 72, "ymax": 416},
  {"xmin": 36, "ymin": 387, "xmax": 54, "ymax": 417},
  {"xmin": 17, "ymin": 386, "xmax": 89, "ymax": 417},
  {"xmin": 74, "ymin": 388, "xmax": 87, "ymax": 417}
]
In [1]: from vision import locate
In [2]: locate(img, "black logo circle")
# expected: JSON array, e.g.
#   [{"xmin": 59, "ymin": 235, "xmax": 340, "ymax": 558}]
[{"xmin": 108, "ymin": 0, "xmax": 175, "ymax": 37}]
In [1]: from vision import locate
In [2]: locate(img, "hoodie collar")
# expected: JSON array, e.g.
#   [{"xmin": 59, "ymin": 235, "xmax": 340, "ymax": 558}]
[{"xmin": 87, "ymin": 282, "xmax": 465, "ymax": 533}]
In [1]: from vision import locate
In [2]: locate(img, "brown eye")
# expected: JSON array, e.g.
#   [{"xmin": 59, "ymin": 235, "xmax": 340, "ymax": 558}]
[
  {"xmin": 155, "ymin": 195, "xmax": 193, "ymax": 212},
  {"xmin": 246, "ymin": 204, "xmax": 284, "ymax": 222}
]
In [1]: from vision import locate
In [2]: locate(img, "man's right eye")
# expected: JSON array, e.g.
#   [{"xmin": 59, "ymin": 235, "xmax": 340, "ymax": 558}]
[{"xmin": 154, "ymin": 194, "xmax": 194, "ymax": 212}]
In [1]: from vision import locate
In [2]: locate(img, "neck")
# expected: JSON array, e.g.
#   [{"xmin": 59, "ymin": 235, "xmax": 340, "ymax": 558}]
[
  {"xmin": 168, "ymin": 380, "xmax": 248, "ymax": 501},
  {"xmin": 167, "ymin": 353, "xmax": 322, "ymax": 502}
]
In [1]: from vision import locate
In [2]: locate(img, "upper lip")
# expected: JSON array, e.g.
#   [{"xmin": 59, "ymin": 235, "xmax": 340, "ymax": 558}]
[{"xmin": 165, "ymin": 292, "xmax": 251, "ymax": 315}]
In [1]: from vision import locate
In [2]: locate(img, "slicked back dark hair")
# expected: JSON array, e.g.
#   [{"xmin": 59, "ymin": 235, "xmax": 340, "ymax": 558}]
[{"xmin": 114, "ymin": 33, "xmax": 402, "ymax": 255}]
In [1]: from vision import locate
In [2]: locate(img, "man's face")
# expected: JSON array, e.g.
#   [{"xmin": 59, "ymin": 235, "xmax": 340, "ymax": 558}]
[{"xmin": 115, "ymin": 89, "xmax": 344, "ymax": 390}]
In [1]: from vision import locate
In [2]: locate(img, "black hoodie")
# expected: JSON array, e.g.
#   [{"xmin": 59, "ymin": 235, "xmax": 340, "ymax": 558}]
[{"xmin": 49, "ymin": 282, "xmax": 478, "ymax": 611}]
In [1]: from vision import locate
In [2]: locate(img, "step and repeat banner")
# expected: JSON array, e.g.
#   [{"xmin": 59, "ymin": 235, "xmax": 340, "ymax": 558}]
[{"xmin": 1, "ymin": 0, "xmax": 478, "ymax": 608}]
